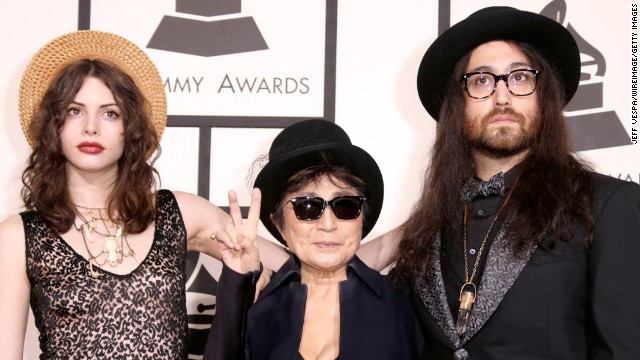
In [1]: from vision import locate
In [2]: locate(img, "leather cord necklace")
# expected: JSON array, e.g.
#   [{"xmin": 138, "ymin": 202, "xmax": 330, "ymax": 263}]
[{"xmin": 456, "ymin": 173, "xmax": 522, "ymax": 336}]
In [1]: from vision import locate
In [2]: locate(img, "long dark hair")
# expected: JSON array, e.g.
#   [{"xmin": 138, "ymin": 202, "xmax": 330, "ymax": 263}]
[
  {"xmin": 21, "ymin": 59, "xmax": 161, "ymax": 234},
  {"xmin": 393, "ymin": 41, "xmax": 595, "ymax": 286}
]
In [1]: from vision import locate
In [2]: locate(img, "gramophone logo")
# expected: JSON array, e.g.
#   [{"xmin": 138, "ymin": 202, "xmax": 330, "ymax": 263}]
[
  {"xmin": 540, "ymin": 0, "xmax": 631, "ymax": 151},
  {"xmin": 185, "ymin": 255, "xmax": 220, "ymax": 357},
  {"xmin": 147, "ymin": 0, "xmax": 269, "ymax": 57}
]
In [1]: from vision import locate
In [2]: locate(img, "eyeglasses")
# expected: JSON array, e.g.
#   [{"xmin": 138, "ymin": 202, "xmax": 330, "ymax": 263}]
[
  {"xmin": 286, "ymin": 196, "xmax": 366, "ymax": 221},
  {"xmin": 462, "ymin": 69, "xmax": 540, "ymax": 99}
]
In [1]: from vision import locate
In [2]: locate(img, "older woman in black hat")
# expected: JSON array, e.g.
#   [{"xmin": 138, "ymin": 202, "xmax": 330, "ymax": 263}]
[{"xmin": 204, "ymin": 119, "xmax": 420, "ymax": 360}]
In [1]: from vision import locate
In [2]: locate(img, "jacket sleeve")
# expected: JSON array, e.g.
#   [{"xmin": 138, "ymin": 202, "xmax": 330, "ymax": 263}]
[
  {"xmin": 589, "ymin": 180, "xmax": 640, "ymax": 359},
  {"xmin": 203, "ymin": 262, "xmax": 262, "ymax": 360}
]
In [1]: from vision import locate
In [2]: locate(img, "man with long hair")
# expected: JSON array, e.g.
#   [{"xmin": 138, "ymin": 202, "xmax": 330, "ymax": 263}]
[{"xmin": 390, "ymin": 6, "xmax": 640, "ymax": 359}]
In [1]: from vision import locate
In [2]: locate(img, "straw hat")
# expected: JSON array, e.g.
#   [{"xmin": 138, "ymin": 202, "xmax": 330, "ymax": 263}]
[{"xmin": 18, "ymin": 30, "xmax": 167, "ymax": 149}]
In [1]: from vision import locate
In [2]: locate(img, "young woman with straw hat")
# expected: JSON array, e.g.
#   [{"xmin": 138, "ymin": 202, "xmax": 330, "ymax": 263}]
[{"xmin": 0, "ymin": 30, "xmax": 286, "ymax": 358}]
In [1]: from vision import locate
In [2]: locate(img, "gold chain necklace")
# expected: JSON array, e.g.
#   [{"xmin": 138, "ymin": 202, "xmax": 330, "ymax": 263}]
[
  {"xmin": 74, "ymin": 205, "xmax": 139, "ymax": 278},
  {"xmin": 456, "ymin": 173, "xmax": 521, "ymax": 336}
]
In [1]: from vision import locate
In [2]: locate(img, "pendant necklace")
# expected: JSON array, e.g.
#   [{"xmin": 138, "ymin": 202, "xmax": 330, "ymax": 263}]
[
  {"xmin": 456, "ymin": 173, "xmax": 521, "ymax": 336},
  {"xmin": 74, "ymin": 205, "xmax": 139, "ymax": 278}
]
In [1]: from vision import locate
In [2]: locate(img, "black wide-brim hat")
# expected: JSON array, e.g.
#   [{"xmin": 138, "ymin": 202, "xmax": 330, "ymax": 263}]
[
  {"xmin": 417, "ymin": 6, "xmax": 580, "ymax": 120},
  {"xmin": 253, "ymin": 119, "xmax": 384, "ymax": 245}
]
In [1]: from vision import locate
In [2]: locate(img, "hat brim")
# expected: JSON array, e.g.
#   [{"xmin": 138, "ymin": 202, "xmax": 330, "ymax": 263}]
[
  {"xmin": 417, "ymin": 7, "xmax": 580, "ymax": 120},
  {"xmin": 18, "ymin": 30, "xmax": 167, "ymax": 150},
  {"xmin": 254, "ymin": 143, "xmax": 384, "ymax": 246}
]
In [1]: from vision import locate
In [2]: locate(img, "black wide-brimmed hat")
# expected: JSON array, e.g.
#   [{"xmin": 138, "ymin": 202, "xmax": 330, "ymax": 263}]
[
  {"xmin": 417, "ymin": 6, "xmax": 580, "ymax": 120},
  {"xmin": 253, "ymin": 119, "xmax": 384, "ymax": 245}
]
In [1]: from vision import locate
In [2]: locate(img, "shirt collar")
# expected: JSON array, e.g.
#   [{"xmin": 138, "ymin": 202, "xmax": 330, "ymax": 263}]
[{"xmin": 260, "ymin": 255, "xmax": 384, "ymax": 298}]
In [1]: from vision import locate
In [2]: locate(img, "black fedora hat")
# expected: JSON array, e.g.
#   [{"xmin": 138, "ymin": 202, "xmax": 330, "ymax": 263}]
[
  {"xmin": 253, "ymin": 119, "xmax": 384, "ymax": 245},
  {"xmin": 416, "ymin": 6, "xmax": 580, "ymax": 120}
]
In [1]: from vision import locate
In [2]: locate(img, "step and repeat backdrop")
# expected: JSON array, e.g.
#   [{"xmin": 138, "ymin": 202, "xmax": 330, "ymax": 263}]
[{"xmin": 0, "ymin": 0, "xmax": 637, "ymax": 358}]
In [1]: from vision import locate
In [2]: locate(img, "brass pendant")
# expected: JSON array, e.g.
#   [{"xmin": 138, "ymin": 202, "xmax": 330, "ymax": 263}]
[
  {"xmin": 89, "ymin": 257, "xmax": 99, "ymax": 279},
  {"xmin": 82, "ymin": 223, "xmax": 94, "ymax": 243},
  {"xmin": 456, "ymin": 282, "xmax": 476, "ymax": 336},
  {"xmin": 87, "ymin": 209, "xmax": 97, "ymax": 229}
]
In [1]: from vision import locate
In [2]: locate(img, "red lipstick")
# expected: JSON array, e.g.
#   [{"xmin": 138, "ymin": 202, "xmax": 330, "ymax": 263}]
[{"xmin": 77, "ymin": 142, "xmax": 105, "ymax": 154}]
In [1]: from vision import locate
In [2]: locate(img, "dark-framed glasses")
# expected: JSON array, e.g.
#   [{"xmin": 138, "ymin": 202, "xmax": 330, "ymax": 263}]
[
  {"xmin": 462, "ymin": 69, "xmax": 540, "ymax": 99},
  {"xmin": 287, "ymin": 196, "xmax": 366, "ymax": 221}
]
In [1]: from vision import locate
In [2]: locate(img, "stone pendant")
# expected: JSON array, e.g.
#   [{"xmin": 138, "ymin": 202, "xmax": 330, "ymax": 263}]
[{"xmin": 456, "ymin": 283, "xmax": 476, "ymax": 336}]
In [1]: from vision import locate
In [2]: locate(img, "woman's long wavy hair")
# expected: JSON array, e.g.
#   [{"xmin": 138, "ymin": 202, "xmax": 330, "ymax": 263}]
[
  {"xmin": 392, "ymin": 41, "xmax": 595, "ymax": 286},
  {"xmin": 21, "ymin": 59, "xmax": 161, "ymax": 234}
]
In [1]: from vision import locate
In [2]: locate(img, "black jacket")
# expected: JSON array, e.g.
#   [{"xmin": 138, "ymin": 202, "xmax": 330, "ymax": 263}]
[
  {"xmin": 205, "ymin": 255, "xmax": 421, "ymax": 359},
  {"xmin": 414, "ymin": 173, "xmax": 640, "ymax": 359}
]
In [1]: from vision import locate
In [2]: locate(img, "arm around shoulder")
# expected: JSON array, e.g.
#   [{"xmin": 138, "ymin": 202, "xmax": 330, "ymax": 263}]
[
  {"xmin": 174, "ymin": 190, "xmax": 288, "ymax": 269},
  {"xmin": 0, "ymin": 215, "xmax": 31, "ymax": 360},
  {"xmin": 357, "ymin": 226, "xmax": 402, "ymax": 271},
  {"xmin": 174, "ymin": 191, "xmax": 232, "ymax": 260}
]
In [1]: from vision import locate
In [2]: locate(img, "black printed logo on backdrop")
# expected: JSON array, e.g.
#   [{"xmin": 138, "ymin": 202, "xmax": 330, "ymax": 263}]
[
  {"xmin": 438, "ymin": 0, "xmax": 631, "ymax": 151},
  {"xmin": 78, "ymin": 0, "xmax": 337, "ymax": 357},
  {"xmin": 147, "ymin": 0, "xmax": 269, "ymax": 57}
]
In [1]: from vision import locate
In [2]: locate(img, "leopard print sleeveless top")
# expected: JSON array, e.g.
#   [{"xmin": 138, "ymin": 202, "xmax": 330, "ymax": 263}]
[{"xmin": 22, "ymin": 190, "xmax": 187, "ymax": 359}]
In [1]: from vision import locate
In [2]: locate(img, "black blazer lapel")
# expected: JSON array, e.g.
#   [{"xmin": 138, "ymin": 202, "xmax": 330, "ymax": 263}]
[
  {"xmin": 460, "ymin": 225, "xmax": 536, "ymax": 344},
  {"xmin": 415, "ymin": 233, "xmax": 461, "ymax": 348}
]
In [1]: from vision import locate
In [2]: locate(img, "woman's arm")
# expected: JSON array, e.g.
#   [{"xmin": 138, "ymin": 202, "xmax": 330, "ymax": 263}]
[
  {"xmin": 174, "ymin": 191, "xmax": 288, "ymax": 271},
  {"xmin": 203, "ymin": 189, "xmax": 264, "ymax": 360},
  {"xmin": 0, "ymin": 215, "xmax": 30, "ymax": 360},
  {"xmin": 356, "ymin": 226, "xmax": 402, "ymax": 271}
]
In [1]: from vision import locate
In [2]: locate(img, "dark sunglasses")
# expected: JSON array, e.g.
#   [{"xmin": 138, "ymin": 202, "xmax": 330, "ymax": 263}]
[{"xmin": 286, "ymin": 196, "xmax": 366, "ymax": 221}]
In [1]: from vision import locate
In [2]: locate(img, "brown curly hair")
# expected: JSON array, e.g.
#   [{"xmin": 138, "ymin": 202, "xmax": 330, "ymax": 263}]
[{"xmin": 21, "ymin": 59, "xmax": 161, "ymax": 234}]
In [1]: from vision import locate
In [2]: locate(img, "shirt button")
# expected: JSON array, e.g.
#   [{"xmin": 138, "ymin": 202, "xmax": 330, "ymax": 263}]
[
  {"xmin": 477, "ymin": 210, "xmax": 484, "ymax": 216},
  {"xmin": 469, "ymin": 249, "xmax": 476, "ymax": 255}
]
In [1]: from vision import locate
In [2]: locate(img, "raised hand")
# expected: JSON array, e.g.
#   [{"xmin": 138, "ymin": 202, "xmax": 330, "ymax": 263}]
[{"xmin": 214, "ymin": 188, "xmax": 262, "ymax": 273}]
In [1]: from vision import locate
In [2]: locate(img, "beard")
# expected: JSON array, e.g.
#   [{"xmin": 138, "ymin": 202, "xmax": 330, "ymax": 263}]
[{"xmin": 464, "ymin": 106, "xmax": 540, "ymax": 159}]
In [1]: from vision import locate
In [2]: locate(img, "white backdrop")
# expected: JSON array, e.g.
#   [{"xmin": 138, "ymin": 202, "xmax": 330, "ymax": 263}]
[{"xmin": 0, "ymin": 1, "xmax": 637, "ymax": 358}]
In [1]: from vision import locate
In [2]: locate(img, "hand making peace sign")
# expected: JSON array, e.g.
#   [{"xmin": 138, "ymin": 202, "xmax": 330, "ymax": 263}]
[{"xmin": 214, "ymin": 188, "xmax": 262, "ymax": 274}]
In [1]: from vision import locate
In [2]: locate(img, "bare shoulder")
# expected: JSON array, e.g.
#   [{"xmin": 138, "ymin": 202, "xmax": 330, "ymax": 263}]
[
  {"xmin": 172, "ymin": 191, "xmax": 227, "ymax": 216},
  {"xmin": 172, "ymin": 190, "xmax": 212, "ymax": 205},
  {"xmin": 0, "ymin": 214, "xmax": 26, "ymax": 259},
  {"xmin": 171, "ymin": 190, "xmax": 199, "ymax": 206},
  {"xmin": 0, "ymin": 214, "xmax": 26, "ymax": 240}
]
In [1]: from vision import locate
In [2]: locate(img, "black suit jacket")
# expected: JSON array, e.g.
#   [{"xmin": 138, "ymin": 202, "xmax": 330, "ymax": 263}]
[
  {"xmin": 205, "ymin": 255, "xmax": 421, "ymax": 359},
  {"xmin": 414, "ymin": 173, "xmax": 640, "ymax": 359}
]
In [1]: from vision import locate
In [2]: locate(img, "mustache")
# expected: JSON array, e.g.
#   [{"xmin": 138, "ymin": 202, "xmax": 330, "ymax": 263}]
[{"xmin": 481, "ymin": 106, "xmax": 526, "ymax": 124}]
